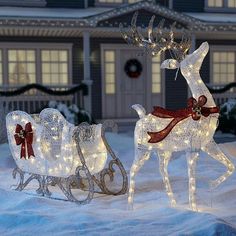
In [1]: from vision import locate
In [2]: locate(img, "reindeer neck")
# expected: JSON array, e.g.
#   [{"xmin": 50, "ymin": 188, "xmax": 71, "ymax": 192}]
[{"xmin": 184, "ymin": 72, "xmax": 216, "ymax": 107}]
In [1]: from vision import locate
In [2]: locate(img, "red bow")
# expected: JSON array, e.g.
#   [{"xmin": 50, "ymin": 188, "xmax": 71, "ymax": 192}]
[
  {"xmin": 14, "ymin": 122, "xmax": 35, "ymax": 159},
  {"xmin": 147, "ymin": 95, "xmax": 220, "ymax": 143}
]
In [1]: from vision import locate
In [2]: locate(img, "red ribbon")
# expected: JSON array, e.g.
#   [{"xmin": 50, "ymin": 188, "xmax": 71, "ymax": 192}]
[
  {"xmin": 147, "ymin": 95, "xmax": 220, "ymax": 143},
  {"xmin": 14, "ymin": 122, "xmax": 35, "ymax": 159}
]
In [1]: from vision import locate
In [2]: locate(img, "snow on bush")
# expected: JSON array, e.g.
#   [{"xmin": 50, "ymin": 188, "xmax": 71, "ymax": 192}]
[
  {"xmin": 219, "ymin": 99, "xmax": 236, "ymax": 134},
  {"xmin": 48, "ymin": 101, "xmax": 92, "ymax": 125}
]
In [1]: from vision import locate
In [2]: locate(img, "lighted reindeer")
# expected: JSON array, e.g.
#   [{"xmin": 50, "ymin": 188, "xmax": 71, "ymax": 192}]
[{"xmin": 120, "ymin": 12, "xmax": 235, "ymax": 211}]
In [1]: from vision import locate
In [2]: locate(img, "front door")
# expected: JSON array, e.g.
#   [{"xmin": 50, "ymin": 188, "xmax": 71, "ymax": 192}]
[
  {"xmin": 118, "ymin": 49, "xmax": 148, "ymax": 118},
  {"xmin": 102, "ymin": 45, "xmax": 163, "ymax": 119}
]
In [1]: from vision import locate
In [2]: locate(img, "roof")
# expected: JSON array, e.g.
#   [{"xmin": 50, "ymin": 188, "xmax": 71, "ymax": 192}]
[
  {"xmin": 0, "ymin": 1, "xmax": 235, "ymax": 37},
  {"xmin": 0, "ymin": 6, "xmax": 113, "ymax": 19},
  {"xmin": 186, "ymin": 12, "xmax": 236, "ymax": 23}
]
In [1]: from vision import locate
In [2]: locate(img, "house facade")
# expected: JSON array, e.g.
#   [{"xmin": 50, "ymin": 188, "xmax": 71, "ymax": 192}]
[{"xmin": 0, "ymin": 0, "xmax": 235, "ymax": 121}]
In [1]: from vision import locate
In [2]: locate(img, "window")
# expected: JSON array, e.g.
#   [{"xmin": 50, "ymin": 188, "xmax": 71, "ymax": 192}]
[
  {"xmin": 104, "ymin": 50, "xmax": 115, "ymax": 94},
  {"xmin": 0, "ymin": 50, "xmax": 2, "ymax": 85},
  {"xmin": 207, "ymin": 0, "xmax": 223, "ymax": 7},
  {"xmin": 8, "ymin": 50, "xmax": 36, "ymax": 85},
  {"xmin": 41, "ymin": 50, "xmax": 68, "ymax": 85},
  {"xmin": 206, "ymin": 0, "xmax": 236, "ymax": 9},
  {"xmin": 212, "ymin": 52, "xmax": 235, "ymax": 84},
  {"xmin": 228, "ymin": 0, "xmax": 236, "ymax": 7},
  {"xmin": 152, "ymin": 55, "xmax": 161, "ymax": 93},
  {"xmin": 0, "ymin": 43, "xmax": 72, "ymax": 86}
]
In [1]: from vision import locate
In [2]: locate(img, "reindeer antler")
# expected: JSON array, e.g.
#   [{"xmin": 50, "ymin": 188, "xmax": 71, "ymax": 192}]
[{"xmin": 120, "ymin": 12, "xmax": 191, "ymax": 61}]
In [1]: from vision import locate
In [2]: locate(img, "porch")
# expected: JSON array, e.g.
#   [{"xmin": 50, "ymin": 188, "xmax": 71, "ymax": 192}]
[{"xmin": 0, "ymin": 83, "xmax": 88, "ymax": 114}]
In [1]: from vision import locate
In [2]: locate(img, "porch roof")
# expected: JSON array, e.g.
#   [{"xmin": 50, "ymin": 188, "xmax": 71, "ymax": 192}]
[{"xmin": 0, "ymin": 1, "xmax": 235, "ymax": 38}]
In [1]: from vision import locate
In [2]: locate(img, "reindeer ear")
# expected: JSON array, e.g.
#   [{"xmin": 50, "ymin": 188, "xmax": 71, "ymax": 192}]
[{"xmin": 161, "ymin": 59, "xmax": 180, "ymax": 69}]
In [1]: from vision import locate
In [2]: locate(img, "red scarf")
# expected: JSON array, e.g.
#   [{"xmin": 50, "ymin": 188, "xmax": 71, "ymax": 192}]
[
  {"xmin": 147, "ymin": 95, "xmax": 219, "ymax": 143},
  {"xmin": 14, "ymin": 122, "xmax": 35, "ymax": 159}
]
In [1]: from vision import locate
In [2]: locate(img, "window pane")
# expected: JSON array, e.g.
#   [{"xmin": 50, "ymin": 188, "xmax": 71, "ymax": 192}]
[
  {"xmin": 51, "ymin": 51, "xmax": 59, "ymax": 61},
  {"xmin": 51, "ymin": 63, "xmax": 59, "ymax": 73},
  {"xmin": 8, "ymin": 49, "xmax": 36, "ymax": 85},
  {"xmin": 106, "ymin": 74, "xmax": 115, "ymax": 83},
  {"xmin": 27, "ymin": 50, "xmax": 35, "ymax": 61},
  {"xmin": 152, "ymin": 64, "xmax": 160, "ymax": 73},
  {"xmin": 212, "ymin": 51, "xmax": 235, "ymax": 85},
  {"xmin": 59, "ymin": 51, "xmax": 68, "ymax": 62},
  {"xmin": 9, "ymin": 50, "xmax": 17, "ymax": 61},
  {"xmin": 41, "ymin": 49, "xmax": 69, "ymax": 85},
  {"xmin": 228, "ymin": 0, "xmax": 236, "ymax": 7},
  {"xmin": 106, "ymin": 84, "xmax": 115, "ymax": 94},
  {"xmin": 42, "ymin": 63, "xmax": 50, "ymax": 73},
  {"xmin": 104, "ymin": 50, "xmax": 115, "ymax": 94},
  {"xmin": 152, "ymin": 83, "xmax": 161, "ymax": 93},
  {"xmin": 59, "ymin": 63, "xmax": 68, "ymax": 73},
  {"xmin": 42, "ymin": 51, "xmax": 50, "ymax": 61},
  {"xmin": 105, "ymin": 51, "xmax": 115, "ymax": 62},
  {"xmin": 60, "ymin": 74, "xmax": 68, "ymax": 84},
  {"xmin": 105, "ymin": 63, "xmax": 115, "ymax": 73},
  {"xmin": 215, "ymin": 0, "xmax": 223, "ymax": 6},
  {"xmin": 152, "ymin": 56, "xmax": 161, "ymax": 94},
  {"xmin": 27, "ymin": 63, "xmax": 36, "ymax": 73}
]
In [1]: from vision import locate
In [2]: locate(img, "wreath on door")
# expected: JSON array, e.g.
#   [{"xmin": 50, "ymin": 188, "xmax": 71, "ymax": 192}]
[{"xmin": 124, "ymin": 59, "xmax": 142, "ymax": 79}]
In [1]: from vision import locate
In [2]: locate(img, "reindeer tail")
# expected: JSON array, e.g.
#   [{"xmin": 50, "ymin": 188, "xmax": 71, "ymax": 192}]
[{"xmin": 132, "ymin": 104, "xmax": 146, "ymax": 119}]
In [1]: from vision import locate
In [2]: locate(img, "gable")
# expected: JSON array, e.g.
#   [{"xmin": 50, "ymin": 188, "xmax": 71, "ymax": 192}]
[{"xmin": 97, "ymin": 9, "xmax": 188, "ymax": 29}]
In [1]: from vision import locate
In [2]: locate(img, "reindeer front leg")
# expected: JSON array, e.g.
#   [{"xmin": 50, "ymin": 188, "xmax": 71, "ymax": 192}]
[
  {"xmin": 186, "ymin": 151, "xmax": 199, "ymax": 211},
  {"xmin": 158, "ymin": 150, "xmax": 176, "ymax": 207},
  {"xmin": 128, "ymin": 147, "xmax": 151, "ymax": 210},
  {"xmin": 202, "ymin": 140, "xmax": 235, "ymax": 189}
]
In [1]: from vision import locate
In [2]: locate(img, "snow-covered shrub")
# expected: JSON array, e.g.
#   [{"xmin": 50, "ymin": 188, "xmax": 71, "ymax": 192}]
[
  {"xmin": 218, "ymin": 99, "xmax": 236, "ymax": 134},
  {"xmin": 48, "ymin": 101, "xmax": 92, "ymax": 125}
]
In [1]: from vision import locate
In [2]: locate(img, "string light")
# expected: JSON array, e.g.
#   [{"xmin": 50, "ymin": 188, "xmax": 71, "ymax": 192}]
[
  {"xmin": 6, "ymin": 109, "xmax": 108, "ymax": 179},
  {"xmin": 128, "ymin": 42, "xmax": 235, "ymax": 212}
]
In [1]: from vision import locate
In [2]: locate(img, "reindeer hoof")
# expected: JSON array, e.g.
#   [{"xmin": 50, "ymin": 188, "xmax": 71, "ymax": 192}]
[
  {"xmin": 127, "ymin": 203, "xmax": 134, "ymax": 211},
  {"xmin": 171, "ymin": 199, "xmax": 177, "ymax": 207}
]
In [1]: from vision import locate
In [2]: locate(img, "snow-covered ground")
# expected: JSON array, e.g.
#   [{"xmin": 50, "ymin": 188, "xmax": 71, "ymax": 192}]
[{"xmin": 0, "ymin": 132, "xmax": 236, "ymax": 236}]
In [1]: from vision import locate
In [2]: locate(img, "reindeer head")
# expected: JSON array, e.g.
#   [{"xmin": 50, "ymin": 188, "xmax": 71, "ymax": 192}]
[{"xmin": 120, "ymin": 12, "xmax": 192, "ymax": 68}]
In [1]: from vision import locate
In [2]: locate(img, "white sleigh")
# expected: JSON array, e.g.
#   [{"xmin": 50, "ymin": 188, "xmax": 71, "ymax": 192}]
[{"xmin": 6, "ymin": 108, "xmax": 127, "ymax": 204}]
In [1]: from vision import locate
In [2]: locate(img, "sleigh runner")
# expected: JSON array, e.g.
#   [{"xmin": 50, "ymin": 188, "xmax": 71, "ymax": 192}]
[{"xmin": 6, "ymin": 108, "xmax": 128, "ymax": 204}]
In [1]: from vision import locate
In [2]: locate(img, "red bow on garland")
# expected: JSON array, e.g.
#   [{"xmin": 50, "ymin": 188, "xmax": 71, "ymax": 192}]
[
  {"xmin": 147, "ymin": 95, "xmax": 220, "ymax": 143},
  {"xmin": 14, "ymin": 122, "xmax": 35, "ymax": 159}
]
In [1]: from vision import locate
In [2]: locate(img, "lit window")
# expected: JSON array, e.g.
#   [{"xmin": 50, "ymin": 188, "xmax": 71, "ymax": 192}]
[
  {"xmin": 41, "ymin": 50, "xmax": 68, "ymax": 85},
  {"xmin": 8, "ymin": 50, "xmax": 36, "ymax": 85},
  {"xmin": 207, "ymin": 0, "xmax": 223, "ymax": 7},
  {"xmin": 212, "ymin": 52, "xmax": 235, "ymax": 84},
  {"xmin": 152, "ymin": 55, "xmax": 161, "ymax": 93},
  {"xmin": 0, "ymin": 50, "xmax": 2, "ymax": 85},
  {"xmin": 228, "ymin": 0, "xmax": 236, "ymax": 7},
  {"xmin": 104, "ymin": 50, "xmax": 115, "ymax": 94}
]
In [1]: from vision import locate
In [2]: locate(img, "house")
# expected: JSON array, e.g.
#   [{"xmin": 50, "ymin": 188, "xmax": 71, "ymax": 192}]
[{"xmin": 0, "ymin": 0, "xmax": 235, "ymax": 122}]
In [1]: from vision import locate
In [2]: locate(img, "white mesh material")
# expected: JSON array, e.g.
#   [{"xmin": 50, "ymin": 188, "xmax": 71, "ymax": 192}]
[{"xmin": 6, "ymin": 108, "xmax": 107, "ymax": 177}]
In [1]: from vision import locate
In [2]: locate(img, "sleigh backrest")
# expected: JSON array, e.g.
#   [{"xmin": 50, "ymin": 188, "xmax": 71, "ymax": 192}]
[
  {"xmin": 74, "ymin": 124, "xmax": 107, "ymax": 175},
  {"xmin": 6, "ymin": 110, "xmax": 44, "ymax": 174}
]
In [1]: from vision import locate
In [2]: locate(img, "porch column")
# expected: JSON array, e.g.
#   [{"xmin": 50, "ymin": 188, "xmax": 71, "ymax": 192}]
[{"xmin": 82, "ymin": 31, "xmax": 93, "ymax": 114}]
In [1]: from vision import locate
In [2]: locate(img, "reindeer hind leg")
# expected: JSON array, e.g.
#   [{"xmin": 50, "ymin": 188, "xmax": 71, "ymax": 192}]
[
  {"xmin": 128, "ymin": 148, "xmax": 151, "ymax": 210},
  {"xmin": 158, "ymin": 150, "xmax": 177, "ymax": 207}
]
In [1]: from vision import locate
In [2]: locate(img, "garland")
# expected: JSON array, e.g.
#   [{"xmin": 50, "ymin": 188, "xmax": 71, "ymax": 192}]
[{"xmin": 0, "ymin": 83, "xmax": 88, "ymax": 97}]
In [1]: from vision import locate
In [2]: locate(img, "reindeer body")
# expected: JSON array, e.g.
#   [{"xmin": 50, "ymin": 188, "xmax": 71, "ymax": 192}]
[{"xmin": 129, "ymin": 42, "xmax": 235, "ymax": 211}]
